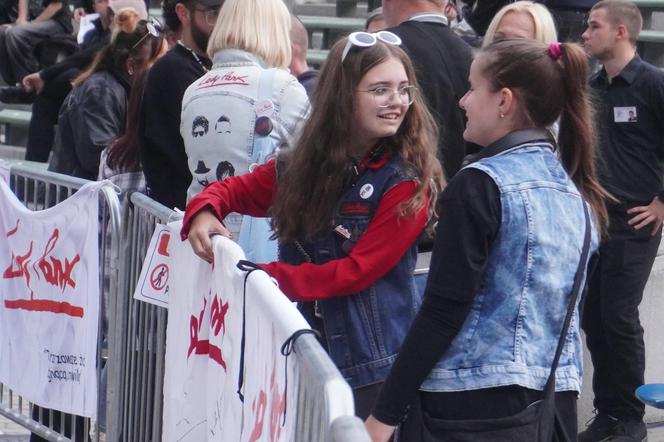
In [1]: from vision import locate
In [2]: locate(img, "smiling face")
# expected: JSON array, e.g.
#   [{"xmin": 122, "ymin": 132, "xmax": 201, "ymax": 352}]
[
  {"xmin": 495, "ymin": 11, "xmax": 536, "ymax": 40},
  {"xmin": 351, "ymin": 56, "xmax": 410, "ymax": 155},
  {"xmin": 459, "ymin": 58, "xmax": 506, "ymax": 147}
]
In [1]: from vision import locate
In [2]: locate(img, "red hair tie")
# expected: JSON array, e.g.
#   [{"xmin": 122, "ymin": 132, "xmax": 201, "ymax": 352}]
[{"xmin": 548, "ymin": 42, "xmax": 562, "ymax": 61}]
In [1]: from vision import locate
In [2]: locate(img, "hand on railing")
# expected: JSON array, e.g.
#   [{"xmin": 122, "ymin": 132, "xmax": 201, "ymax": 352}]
[{"xmin": 186, "ymin": 209, "xmax": 232, "ymax": 263}]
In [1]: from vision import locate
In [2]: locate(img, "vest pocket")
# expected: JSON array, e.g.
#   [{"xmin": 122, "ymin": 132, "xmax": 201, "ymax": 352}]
[{"xmin": 352, "ymin": 286, "xmax": 387, "ymax": 361}]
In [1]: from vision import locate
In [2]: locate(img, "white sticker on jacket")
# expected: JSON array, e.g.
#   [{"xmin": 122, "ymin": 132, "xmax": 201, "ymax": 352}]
[{"xmin": 359, "ymin": 184, "xmax": 374, "ymax": 199}]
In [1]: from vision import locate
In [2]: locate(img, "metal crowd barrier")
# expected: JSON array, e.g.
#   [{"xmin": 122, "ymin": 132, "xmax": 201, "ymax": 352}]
[
  {"xmin": 0, "ymin": 162, "xmax": 121, "ymax": 442},
  {"xmin": 108, "ymin": 191, "xmax": 369, "ymax": 441},
  {"xmin": 293, "ymin": 334, "xmax": 370, "ymax": 442},
  {"xmin": 106, "ymin": 191, "xmax": 178, "ymax": 442},
  {"xmin": 0, "ymin": 165, "xmax": 370, "ymax": 441}
]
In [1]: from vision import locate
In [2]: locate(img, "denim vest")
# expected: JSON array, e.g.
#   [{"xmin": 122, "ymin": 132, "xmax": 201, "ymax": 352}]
[
  {"xmin": 280, "ymin": 157, "xmax": 420, "ymax": 388},
  {"xmin": 421, "ymin": 142, "xmax": 599, "ymax": 393}
]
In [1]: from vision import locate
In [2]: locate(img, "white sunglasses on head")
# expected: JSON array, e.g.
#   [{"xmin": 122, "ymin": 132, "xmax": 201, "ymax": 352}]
[{"xmin": 341, "ymin": 31, "xmax": 403, "ymax": 63}]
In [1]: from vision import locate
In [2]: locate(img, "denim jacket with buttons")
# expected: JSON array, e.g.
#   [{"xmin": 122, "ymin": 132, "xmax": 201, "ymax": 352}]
[
  {"xmin": 180, "ymin": 49, "xmax": 309, "ymax": 238},
  {"xmin": 421, "ymin": 141, "xmax": 599, "ymax": 393},
  {"xmin": 280, "ymin": 156, "xmax": 421, "ymax": 388}
]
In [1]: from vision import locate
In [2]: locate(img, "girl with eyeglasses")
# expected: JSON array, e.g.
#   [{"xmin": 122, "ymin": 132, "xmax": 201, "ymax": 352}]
[
  {"xmin": 181, "ymin": 35, "xmax": 445, "ymax": 418},
  {"xmin": 48, "ymin": 10, "xmax": 166, "ymax": 180},
  {"xmin": 366, "ymin": 39, "xmax": 610, "ymax": 442}
]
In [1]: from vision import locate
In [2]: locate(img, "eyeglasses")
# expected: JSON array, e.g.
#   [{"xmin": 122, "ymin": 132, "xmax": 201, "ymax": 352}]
[
  {"xmin": 341, "ymin": 31, "xmax": 402, "ymax": 63},
  {"xmin": 187, "ymin": 5, "xmax": 220, "ymax": 26},
  {"xmin": 131, "ymin": 17, "xmax": 163, "ymax": 50},
  {"xmin": 357, "ymin": 85, "xmax": 417, "ymax": 107}
]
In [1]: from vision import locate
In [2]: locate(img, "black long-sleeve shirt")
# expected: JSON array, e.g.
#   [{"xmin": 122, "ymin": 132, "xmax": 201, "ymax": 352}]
[
  {"xmin": 372, "ymin": 129, "xmax": 555, "ymax": 425},
  {"xmin": 139, "ymin": 44, "xmax": 211, "ymax": 210}
]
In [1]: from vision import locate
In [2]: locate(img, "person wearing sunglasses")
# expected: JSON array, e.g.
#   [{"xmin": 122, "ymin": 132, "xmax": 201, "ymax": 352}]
[
  {"xmin": 48, "ymin": 10, "xmax": 166, "ymax": 180},
  {"xmin": 181, "ymin": 34, "xmax": 444, "ymax": 419},
  {"xmin": 139, "ymin": 0, "xmax": 222, "ymax": 212}
]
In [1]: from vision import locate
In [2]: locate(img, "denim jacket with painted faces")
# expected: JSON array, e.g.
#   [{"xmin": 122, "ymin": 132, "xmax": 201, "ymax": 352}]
[
  {"xmin": 279, "ymin": 156, "xmax": 421, "ymax": 389},
  {"xmin": 422, "ymin": 141, "xmax": 599, "ymax": 394},
  {"xmin": 180, "ymin": 49, "xmax": 309, "ymax": 238}
]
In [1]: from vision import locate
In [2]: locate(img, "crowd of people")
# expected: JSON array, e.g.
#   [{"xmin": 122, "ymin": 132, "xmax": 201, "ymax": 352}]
[{"xmin": 1, "ymin": 0, "xmax": 663, "ymax": 440}]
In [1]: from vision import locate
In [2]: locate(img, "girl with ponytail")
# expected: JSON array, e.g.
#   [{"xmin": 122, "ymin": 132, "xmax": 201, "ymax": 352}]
[{"xmin": 366, "ymin": 39, "xmax": 609, "ymax": 442}]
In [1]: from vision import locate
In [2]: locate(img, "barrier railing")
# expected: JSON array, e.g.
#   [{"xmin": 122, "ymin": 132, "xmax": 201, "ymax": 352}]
[
  {"xmin": 106, "ymin": 192, "xmax": 180, "ymax": 442},
  {"xmin": 293, "ymin": 333, "xmax": 370, "ymax": 441},
  {"xmin": 0, "ymin": 162, "xmax": 122, "ymax": 442},
  {"xmin": 0, "ymin": 163, "xmax": 370, "ymax": 441}
]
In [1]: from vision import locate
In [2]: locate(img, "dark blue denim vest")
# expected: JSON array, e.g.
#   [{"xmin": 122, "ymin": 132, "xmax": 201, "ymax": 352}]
[{"xmin": 280, "ymin": 157, "xmax": 420, "ymax": 388}]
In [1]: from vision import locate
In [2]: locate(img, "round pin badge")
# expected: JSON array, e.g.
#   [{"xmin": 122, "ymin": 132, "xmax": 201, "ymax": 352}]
[
  {"xmin": 359, "ymin": 184, "xmax": 374, "ymax": 199},
  {"xmin": 255, "ymin": 116, "xmax": 273, "ymax": 137}
]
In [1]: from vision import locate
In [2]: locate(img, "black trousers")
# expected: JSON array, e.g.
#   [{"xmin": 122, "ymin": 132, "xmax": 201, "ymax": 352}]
[
  {"xmin": 582, "ymin": 205, "xmax": 662, "ymax": 419},
  {"xmin": 25, "ymin": 67, "xmax": 80, "ymax": 162}
]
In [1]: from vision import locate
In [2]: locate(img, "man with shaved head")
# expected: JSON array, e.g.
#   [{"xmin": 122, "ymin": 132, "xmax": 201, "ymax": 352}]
[
  {"xmin": 579, "ymin": 1, "xmax": 664, "ymax": 441},
  {"xmin": 289, "ymin": 14, "xmax": 318, "ymax": 96}
]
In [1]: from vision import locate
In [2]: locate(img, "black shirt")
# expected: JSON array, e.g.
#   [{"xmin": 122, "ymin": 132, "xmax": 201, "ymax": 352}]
[
  {"xmin": 296, "ymin": 69, "xmax": 319, "ymax": 97},
  {"xmin": 140, "ymin": 44, "xmax": 211, "ymax": 210},
  {"xmin": 388, "ymin": 17, "xmax": 476, "ymax": 179},
  {"xmin": 372, "ymin": 129, "xmax": 555, "ymax": 426},
  {"xmin": 590, "ymin": 55, "xmax": 664, "ymax": 204}
]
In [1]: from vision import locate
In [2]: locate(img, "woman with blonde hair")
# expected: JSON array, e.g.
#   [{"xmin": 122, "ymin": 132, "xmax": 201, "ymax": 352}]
[
  {"xmin": 483, "ymin": 0, "xmax": 558, "ymax": 46},
  {"xmin": 180, "ymin": 0, "xmax": 309, "ymax": 262}
]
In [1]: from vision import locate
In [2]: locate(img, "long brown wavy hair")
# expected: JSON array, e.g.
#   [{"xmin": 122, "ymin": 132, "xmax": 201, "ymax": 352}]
[
  {"xmin": 479, "ymin": 39, "xmax": 611, "ymax": 229},
  {"xmin": 271, "ymin": 39, "xmax": 445, "ymax": 242}
]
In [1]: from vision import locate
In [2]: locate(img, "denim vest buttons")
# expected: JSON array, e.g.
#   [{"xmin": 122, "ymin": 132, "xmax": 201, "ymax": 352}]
[
  {"xmin": 421, "ymin": 143, "xmax": 599, "ymax": 393},
  {"xmin": 280, "ymin": 157, "xmax": 421, "ymax": 388}
]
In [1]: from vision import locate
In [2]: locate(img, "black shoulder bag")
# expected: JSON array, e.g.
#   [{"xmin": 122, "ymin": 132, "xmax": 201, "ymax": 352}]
[{"xmin": 400, "ymin": 203, "xmax": 592, "ymax": 442}]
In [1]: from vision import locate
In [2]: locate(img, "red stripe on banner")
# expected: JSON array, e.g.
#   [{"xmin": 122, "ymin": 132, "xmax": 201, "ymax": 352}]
[
  {"xmin": 6, "ymin": 219, "xmax": 19, "ymax": 237},
  {"xmin": 4, "ymin": 298, "xmax": 84, "ymax": 317},
  {"xmin": 208, "ymin": 343, "xmax": 227, "ymax": 370},
  {"xmin": 194, "ymin": 339, "xmax": 209, "ymax": 354}
]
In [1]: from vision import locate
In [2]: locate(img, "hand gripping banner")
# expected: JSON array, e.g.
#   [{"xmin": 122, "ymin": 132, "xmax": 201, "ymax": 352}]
[{"xmin": 162, "ymin": 221, "xmax": 311, "ymax": 442}]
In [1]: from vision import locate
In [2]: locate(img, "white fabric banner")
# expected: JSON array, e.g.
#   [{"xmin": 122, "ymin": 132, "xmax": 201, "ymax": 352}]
[
  {"xmin": 0, "ymin": 179, "xmax": 104, "ymax": 417},
  {"xmin": 163, "ymin": 221, "xmax": 310, "ymax": 442},
  {"xmin": 0, "ymin": 161, "xmax": 10, "ymax": 184}
]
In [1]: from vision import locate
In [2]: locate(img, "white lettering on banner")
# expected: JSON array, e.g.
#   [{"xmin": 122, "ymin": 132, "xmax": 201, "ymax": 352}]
[
  {"xmin": 0, "ymin": 179, "xmax": 103, "ymax": 417},
  {"xmin": 162, "ymin": 221, "xmax": 311, "ymax": 442},
  {"xmin": 133, "ymin": 224, "xmax": 171, "ymax": 307}
]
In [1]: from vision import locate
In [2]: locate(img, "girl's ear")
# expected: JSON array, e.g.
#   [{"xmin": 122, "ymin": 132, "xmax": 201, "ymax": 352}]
[{"xmin": 498, "ymin": 87, "xmax": 515, "ymax": 117}]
